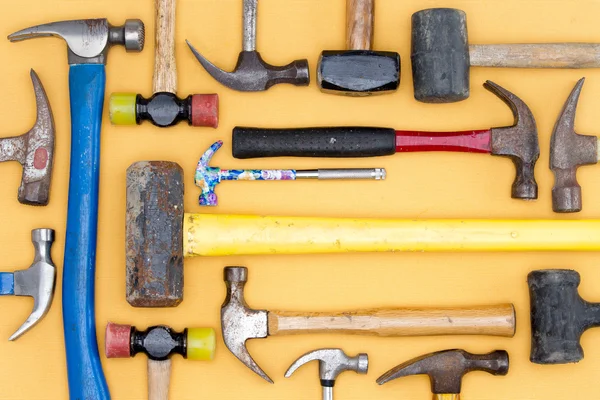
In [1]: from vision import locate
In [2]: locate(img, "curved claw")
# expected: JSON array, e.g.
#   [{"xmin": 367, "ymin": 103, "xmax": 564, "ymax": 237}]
[
  {"xmin": 198, "ymin": 141, "xmax": 223, "ymax": 168},
  {"xmin": 186, "ymin": 40, "xmax": 241, "ymax": 89},
  {"xmin": 286, "ymin": 348, "xmax": 368, "ymax": 382},
  {"xmin": 484, "ymin": 80, "xmax": 534, "ymax": 128},
  {"xmin": 550, "ymin": 78, "xmax": 586, "ymax": 168},
  {"xmin": 228, "ymin": 339, "xmax": 274, "ymax": 384},
  {"xmin": 285, "ymin": 349, "xmax": 333, "ymax": 377}
]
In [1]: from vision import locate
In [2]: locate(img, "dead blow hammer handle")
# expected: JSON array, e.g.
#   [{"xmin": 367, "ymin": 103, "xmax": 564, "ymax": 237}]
[
  {"xmin": 470, "ymin": 43, "xmax": 600, "ymax": 68},
  {"xmin": 232, "ymin": 126, "xmax": 396, "ymax": 158},
  {"xmin": 268, "ymin": 304, "xmax": 515, "ymax": 337}
]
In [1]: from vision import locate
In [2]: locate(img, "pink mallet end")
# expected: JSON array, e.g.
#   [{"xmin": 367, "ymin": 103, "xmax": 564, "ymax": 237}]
[
  {"xmin": 105, "ymin": 322, "xmax": 132, "ymax": 358},
  {"xmin": 191, "ymin": 94, "xmax": 219, "ymax": 128}
]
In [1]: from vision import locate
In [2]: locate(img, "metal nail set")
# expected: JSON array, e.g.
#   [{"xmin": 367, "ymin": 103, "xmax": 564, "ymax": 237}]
[{"xmin": 1, "ymin": 0, "xmax": 600, "ymax": 399}]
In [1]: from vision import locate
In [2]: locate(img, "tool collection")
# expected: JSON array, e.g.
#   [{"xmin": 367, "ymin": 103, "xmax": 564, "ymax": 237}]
[{"xmin": 2, "ymin": 0, "xmax": 600, "ymax": 398}]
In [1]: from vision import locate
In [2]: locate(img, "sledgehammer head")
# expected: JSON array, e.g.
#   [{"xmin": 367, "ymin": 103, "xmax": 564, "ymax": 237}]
[{"xmin": 126, "ymin": 161, "xmax": 184, "ymax": 307}]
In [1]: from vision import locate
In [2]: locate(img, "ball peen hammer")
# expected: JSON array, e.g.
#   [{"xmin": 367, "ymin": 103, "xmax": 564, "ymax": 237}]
[
  {"xmin": 233, "ymin": 80, "xmax": 540, "ymax": 200},
  {"xmin": 105, "ymin": 323, "xmax": 215, "ymax": 400},
  {"xmin": 0, "ymin": 70, "xmax": 54, "ymax": 206},
  {"xmin": 195, "ymin": 141, "xmax": 385, "ymax": 206},
  {"xmin": 111, "ymin": 0, "xmax": 218, "ymax": 128},
  {"xmin": 186, "ymin": 0, "xmax": 310, "ymax": 92},
  {"xmin": 318, "ymin": 0, "xmax": 400, "ymax": 96},
  {"xmin": 377, "ymin": 349, "xmax": 509, "ymax": 400},
  {"xmin": 412, "ymin": 8, "xmax": 600, "ymax": 103},
  {"xmin": 9, "ymin": 18, "xmax": 145, "ymax": 399},
  {"xmin": 222, "ymin": 267, "xmax": 515, "ymax": 383},
  {"xmin": 127, "ymin": 160, "xmax": 600, "ymax": 309}
]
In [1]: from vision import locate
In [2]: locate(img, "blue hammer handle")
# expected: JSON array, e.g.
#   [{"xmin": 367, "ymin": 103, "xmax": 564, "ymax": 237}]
[
  {"xmin": 0, "ymin": 272, "xmax": 14, "ymax": 295},
  {"xmin": 62, "ymin": 64, "xmax": 110, "ymax": 399}
]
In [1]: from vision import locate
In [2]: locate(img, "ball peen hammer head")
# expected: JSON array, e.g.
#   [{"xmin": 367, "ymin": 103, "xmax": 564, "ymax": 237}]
[
  {"xmin": 285, "ymin": 348, "xmax": 368, "ymax": 386},
  {"xmin": 126, "ymin": 161, "xmax": 184, "ymax": 307},
  {"xmin": 528, "ymin": 269, "xmax": 600, "ymax": 364},
  {"xmin": 6, "ymin": 228, "xmax": 56, "ymax": 341},
  {"xmin": 377, "ymin": 349, "xmax": 509, "ymax": 395},
  {"xmin": 550, "ymin": 78, "xmax": 598, "ymax": 213},
  {"xmin": 317, "ymin": 50, "xmax": 400, "ymax": 96},
  {"xmin": 221, "ymin": 267, "xmax": 271, "ymax": 383},
  {"xmin": 0, "ymin": 70, "xmax": 54, "ymax": 206},
  {"xmin": 486, "ymin": 80, "xmax": 540, "ymax": 200},
  {"xmin": 8, "ymin": 18, "xmax": 144, "ymax": 64}
]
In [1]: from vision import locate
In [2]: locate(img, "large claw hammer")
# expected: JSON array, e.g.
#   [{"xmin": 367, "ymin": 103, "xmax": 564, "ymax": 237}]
[{"xmin": 8, "ymin": 19, "xmax": 145, "ymax": 399}]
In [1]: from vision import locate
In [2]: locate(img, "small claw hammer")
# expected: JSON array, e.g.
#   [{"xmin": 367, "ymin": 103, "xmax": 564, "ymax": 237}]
[{"xmin": 8, "ymin": 19, "xmax": 145, "ymax": 399}]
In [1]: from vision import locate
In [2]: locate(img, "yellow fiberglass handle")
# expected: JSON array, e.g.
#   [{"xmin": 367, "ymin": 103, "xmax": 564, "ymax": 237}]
[{"xmin": 182, "ymin": 213, "xmax": 600, "ymax": 257}]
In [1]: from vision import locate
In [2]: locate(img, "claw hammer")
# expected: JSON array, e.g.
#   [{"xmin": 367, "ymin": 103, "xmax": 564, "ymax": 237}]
[{"xmin": 8, "ymin": 19, "xmax": 145, "ymax": 399}]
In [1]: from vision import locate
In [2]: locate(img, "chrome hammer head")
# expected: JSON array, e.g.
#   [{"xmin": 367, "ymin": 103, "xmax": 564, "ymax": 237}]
[
  {"xmin": 8, "ymin": 18, "xmax": 144, "ymax": 64},
  {"xmin": 222, "ymin": 267, "xmax": 271, "ymax": 382},
  {"xmin": 0, "ymin": 70, "xmax": 54, "ymax": 206},
  {"xmin": 0, "ymin": 229, "xmax": 55, "ymax": 340},
  {"xmin": 285, "ymin": 348, "xmax": 368, "ymax": 400},
  {"xmin": 550, "ymin": 78, "xmax": 598, "ymax": 213}
]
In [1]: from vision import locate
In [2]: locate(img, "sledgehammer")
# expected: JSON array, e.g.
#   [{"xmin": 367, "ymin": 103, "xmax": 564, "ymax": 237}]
[{"xmin": 126, "ymin": 161, "xmax": 600, "ymax": 308}]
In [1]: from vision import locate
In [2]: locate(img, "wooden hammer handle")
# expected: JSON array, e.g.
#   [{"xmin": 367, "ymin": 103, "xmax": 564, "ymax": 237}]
[
  {"xmin": 469, "ymin": 43, "xmax": 600, "ymax": 68},
  {"xmin": 434, "ymin": 395, "xmax": 460, "ymax": 400},
  {"xmin": 346, "ymin": 0, "xmax": 374, "ymax": 51},
  {"xmin": 268, "ymin": 304, "xmax": 515, "ymax": 337},
  {"xmin": 148, "ymin": 359, "xmax": 171, "ymax": 400},
  {"xmin": 153, "ymin": 0, "xmax": 177, "ymax": 93}
]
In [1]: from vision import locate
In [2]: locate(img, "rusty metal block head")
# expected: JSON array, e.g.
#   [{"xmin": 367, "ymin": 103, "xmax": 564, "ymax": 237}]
[{"xmin": 126, "ymin": 161, "xmax": 184, "ymax": 307}]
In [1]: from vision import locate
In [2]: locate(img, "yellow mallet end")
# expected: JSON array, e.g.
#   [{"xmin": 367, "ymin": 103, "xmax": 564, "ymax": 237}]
[
  {"xmin": 109, "ymin": 93, "xmax": 137, "ymax": 125},
  {"xmin": 187, "ymin": 328, "xmax": 216, "ymax": 361}
]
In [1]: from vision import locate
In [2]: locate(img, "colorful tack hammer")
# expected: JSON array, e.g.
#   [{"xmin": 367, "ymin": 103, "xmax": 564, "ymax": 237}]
[
  {"xmin": 9, "ymin": 18, "xmax": 145, "ymax": 399},
  {"xmin": 111, "ymin": 0, "xmax": 218, "ymax": 127},
  {"xmin": 105, "ymin": 323, "xmax": 216, "ymax": 400},
  {"xmin": 195, "ymin": 141, "xmax": 386, "ymax": 206}
]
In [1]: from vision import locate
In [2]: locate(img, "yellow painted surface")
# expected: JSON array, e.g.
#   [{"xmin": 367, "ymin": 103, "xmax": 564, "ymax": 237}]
[
  {"xmin": 109, "ymin": 93, "xmax": 138, "ymax": 125},
  {"xmin": 1, "ymin": 0, "xmax": 600, "ymax": 399}
]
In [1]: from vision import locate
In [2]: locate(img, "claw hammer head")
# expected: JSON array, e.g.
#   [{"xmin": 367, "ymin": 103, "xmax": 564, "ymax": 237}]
[
  {"xmin": 486, "ymin": 80, "xmax": 540, "ymax": 200},
  {"xmin": 2, "ymin": 228, "xmax": 56, "ymax": 340},
  {"xmin": 550, "ymin": 78, "xmax": 598, "ymax": 213},
  {"xmin": 285, "ymin": 348, "xmax": 368, "ymax": 391},
  {"xmin": 0, "ymin": 70, "xmax": 54, "ymax": 205},
  {"xmin": 8, "ymin": 18, "xmax": 144, "ymax": 64},
  {"xmin": 377, "ymin": 349, "xmax": 509, "ymax": 396}
]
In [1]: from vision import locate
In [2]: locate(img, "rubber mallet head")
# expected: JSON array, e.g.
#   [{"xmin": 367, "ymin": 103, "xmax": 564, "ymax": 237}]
[
  {"xmin": 550, "ymin": 78, "xmax": 598, "ymax": 213},
  {"xmin": 318, "ymin": 0, "xmax": 400, "ymax": 96},
  {"xmin": 105, "ymin": 322, "xmax": 215, "ymax": 398},
  {"xmin": 0, "ymin": 70, "xmax": 54, "ymax": 205},
  {"xmin": 528, "ymin": 269, "xmax": 600, "ymax": 364},
  {"xmin": 0, "ymin": 228, "xmax": 55, "ymax": 340},
  {"xmin": 377, "ymin": 349, "xmax": 509, "ymax": 398},
  {"xmin": 110, "ymin": 0, "xmax": 218, "ymax": 127}
]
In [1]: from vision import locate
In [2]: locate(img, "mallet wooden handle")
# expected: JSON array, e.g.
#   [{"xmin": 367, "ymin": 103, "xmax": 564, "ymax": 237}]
[
  {"xmin": 469, "ymin": 43, "xmax": 600, "ymax": 68},
  {"xmin": 267, "ymin": 304, "xmax": 515, "ymax": 337},
  {"xmin": 435, "ymin": 395, "xmax": 459, "ymax": 400},
  {"xmin": 148, "ymin": 359, "xmax": 171, "ymax": 400},
  {"xmin": 346, "ymin": 0, "xmax": 374, "ymax": 50},
  {"xmin": 153, "ymin": 0, "xmax": 177, "ymax": 93}
]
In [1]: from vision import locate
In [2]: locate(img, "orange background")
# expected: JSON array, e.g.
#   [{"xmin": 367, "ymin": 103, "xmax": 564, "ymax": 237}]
[{"xmin": 1, "ymin": 0, "xmax": 600, "ymax": 398}]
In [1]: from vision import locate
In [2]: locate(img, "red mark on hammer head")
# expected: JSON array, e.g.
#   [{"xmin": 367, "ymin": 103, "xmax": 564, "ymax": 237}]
[{"xmin": 34, "ymin": 148, "xmax": 48, "ymax": 170}]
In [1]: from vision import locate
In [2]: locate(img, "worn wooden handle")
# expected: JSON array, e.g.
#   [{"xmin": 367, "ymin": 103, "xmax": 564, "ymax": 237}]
[
  {"xmin": 153, "ymin": 0, "xmax": 177, "ymax": 93},
  {"xmin": 435, "ymin": 395, "xmax": 460, "ymax": 400},
  {"xmin": 469, "ymin": 43, "xmax": 600, "ymax": 68},
  {"xmin": 148, "ymin": 359, "xmax": 171, "ymax": 400},
  {"xmin": 268, "ymin": 304, "xmax": 515, "ymax": 337},
  {"xmin": 346, "ymin": 0, "xmax": 374, "ymax": 50}
]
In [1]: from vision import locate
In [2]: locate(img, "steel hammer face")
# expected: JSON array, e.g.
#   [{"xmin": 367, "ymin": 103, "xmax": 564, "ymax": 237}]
[
  {"xmin": 0, "ymin": 229, "xmax": 55, "ymax": 340},
  {"xmin": 0, "ymin": 70, "xmax": 54, "ymax": 206}
]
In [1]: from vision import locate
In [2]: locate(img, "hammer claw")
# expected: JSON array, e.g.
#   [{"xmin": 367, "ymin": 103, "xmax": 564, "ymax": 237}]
[{"xmin": 186, "ymin": 40, "xmax": 242, "ymax": 90}]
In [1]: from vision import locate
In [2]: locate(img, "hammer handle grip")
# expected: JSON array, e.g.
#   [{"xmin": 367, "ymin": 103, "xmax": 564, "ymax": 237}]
[
  {"xmin": 347, "ymin": 0, "xmax": 374, "ymax": 50},
  {"xmin": 148, "ymin": 359, "xmax": 171, "ymax": 400},
  {"xmin": 469, "ymin": 43, "xmax": 600, "ymax": 68},
  {"xmin": 434, "ymin": 395, "xmax": 460, "ymax": 400},
  {"xmin": 154, "ymin": 0, "xmax": 177, "ymax": 93},
  {"xmin": 232, "ymin": 126, "xmax": 396, "ymax": 158},
  {"xmin": 63, "ymin": 64, "xmax": 109, "ymax": 399},
  {"xmin": 268, "ymin": 304, "xmax": 515, "ymax": 337}
]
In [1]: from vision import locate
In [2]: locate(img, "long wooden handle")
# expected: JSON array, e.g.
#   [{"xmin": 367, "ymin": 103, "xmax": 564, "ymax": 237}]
[
  {"xmin": 183, "ymin": 214, "xmax": 600, "ymax": 256},
  {"xmin": 435, "ymin": 395, "xmax": 459, "ymax": 400},
  {"xmin": 148, "ymin": 359, "xmax": 171, "ymax": 400},
  {"xmin": 153, "ymin": 0, "xmax": 177, "ymax": 93},
  {"xmin": 267, "ymin": 304, "xmax": 515, "ymax": 337},
  {"xmin": 469, "ymin": 43, "xmax": 600, "ymax": 68},
  {"xmin": 346, "ymin": 0, "xmax": 374, "ymax": 50}
]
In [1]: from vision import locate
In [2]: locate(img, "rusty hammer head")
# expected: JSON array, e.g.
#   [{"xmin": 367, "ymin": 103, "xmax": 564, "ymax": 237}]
[
  {"xmin": 486, "ymin": 80, "xmax": 539, "ymax": 200},
  {"xmin": 0, "ymin": 70, "xmax": 54, "ymax": 206},
  {"xmin": 377, "ymin": 349, "xmax": 509, "ymax": 396},
  {"xmin": 550, "ymin": 78, "xmax": 598, "ymax": 213}
]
